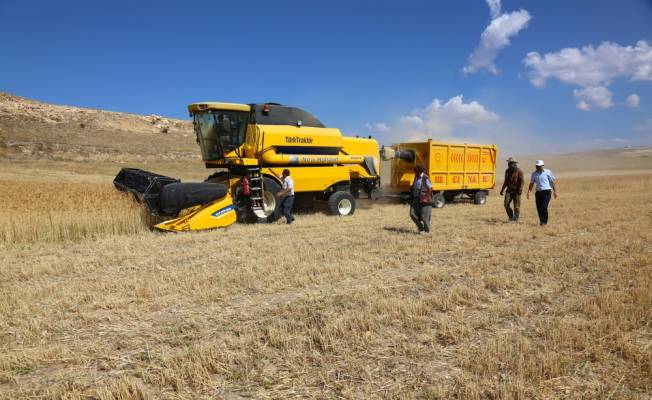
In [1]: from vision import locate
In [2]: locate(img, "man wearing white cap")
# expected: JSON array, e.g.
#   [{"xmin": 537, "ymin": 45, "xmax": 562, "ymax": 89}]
[{"xmin": 527, "ymin": 160, "xmax": 558, "ymax": 226}]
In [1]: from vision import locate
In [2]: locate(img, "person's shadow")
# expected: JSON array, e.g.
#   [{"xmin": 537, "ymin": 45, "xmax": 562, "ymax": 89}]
[{"xmin": 383, "ymin": 226, "xmax": 418, "ymax": 234}]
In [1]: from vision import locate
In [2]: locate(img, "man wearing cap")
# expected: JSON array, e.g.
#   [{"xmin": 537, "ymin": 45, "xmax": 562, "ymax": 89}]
[
  {"xmin": 527, "ymin": 160, "xmax": 558, "ymax": 226},
  {"xmin": 499, "ymin": 157, "xmax": 524, "ymax": 222}
]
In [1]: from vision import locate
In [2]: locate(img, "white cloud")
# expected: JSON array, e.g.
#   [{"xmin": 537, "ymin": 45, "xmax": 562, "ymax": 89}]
[
  {"xmin": 486, "ymin": 0, "xmax": 501, "ymax": 19},
  {"xmin": 576, "ymin": 101, "xmax": 591, "ymax": 111},
  {"xmin": 626, "ymin": 94, "xmax": 640, "ymax": 108},
  {"xmin": 524, "ymin": 41, "xmax": 652, "ymax": 87},
  {"xmin": 573, "ymin": 86, "xmax": 614, "ymax": 110},
  {"xmin": 371, "ymin": 97, "xmax": 557, "ymax": 154},
  {"xmin": 377, "ymin": 95, "xmax": 499, "ymax": 143},
  {"xmin": 417, "ymin": 96, "xmax": 499, "ymax": 126},
  {"xmin": 399, "ymin": 115, "xmax": 423, "ymax": 125},
  {"xmin": 633, "ymin": 64, "xmax": 652, "ymax": 81},
  {"xmin": 463, "ymin": 4, "xmax": 531, "ymax": 75},
  {"xmin": 365, "ymin": 122, "xmax": 389, "ymax": 132},
  {"xmin": 524, "ymin": 40, "xmax": 652, "ymax": 111}
]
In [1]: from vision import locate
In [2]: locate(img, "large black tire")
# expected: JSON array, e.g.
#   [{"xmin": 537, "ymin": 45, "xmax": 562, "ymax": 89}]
[
  {"xmin": 260, "ymin": 177, "xmax": 282, "ymax": 223},
  {"xmin": 328, "ymin": 191, "xmax": 356, "ymax": 216},
  {"xmin": 204, "ymin": 171, "xmax": 229, "ymax": 184},
  {"xmin": 432, "ymin": 192, "xmax": 446, "ymax": 208},
  {"xmin": 473, "ymin": 191, "xmax": 487, "ymax": 205},
  {"xmin": 159, "ymin": 182, "xmax": 228, "ymax": 216}
]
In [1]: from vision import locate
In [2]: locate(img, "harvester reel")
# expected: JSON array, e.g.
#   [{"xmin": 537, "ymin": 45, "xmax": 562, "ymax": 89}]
[{"xmin": 159, "ymin": 182, "xmax": 228, "ymax": 216}]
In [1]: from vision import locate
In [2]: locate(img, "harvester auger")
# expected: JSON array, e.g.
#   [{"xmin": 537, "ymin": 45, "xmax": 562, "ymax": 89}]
[{"xmin": 114, "ymin": 102, "xmax": 381, "ymax": 232}]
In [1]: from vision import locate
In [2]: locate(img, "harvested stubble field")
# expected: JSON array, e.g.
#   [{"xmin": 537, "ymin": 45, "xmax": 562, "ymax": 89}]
[{"xmin": 0, "ymin": 173, "xmax": 651, "ymax": 399}]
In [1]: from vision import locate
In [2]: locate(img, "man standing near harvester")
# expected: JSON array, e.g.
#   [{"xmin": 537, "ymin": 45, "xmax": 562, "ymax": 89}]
[
  {"xmin": 275, "ymin": 169, "xmax": 295, "ymax": 224},
  {"xmin": 410, "ymin": 165, "xmax": 432, "ymax": 234},
  {"xmin": 527, "ymin": 160, "xmax": 558, "ymax": 226},
  {"xmin": 499, "ymin": 157, "xmax": 524, "ymax": 222}
]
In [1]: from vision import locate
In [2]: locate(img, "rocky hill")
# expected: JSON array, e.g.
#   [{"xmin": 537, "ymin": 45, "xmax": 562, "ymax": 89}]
[{"xmin": 0, "ymin": 92, "xmax": 198, "ymax": 163}]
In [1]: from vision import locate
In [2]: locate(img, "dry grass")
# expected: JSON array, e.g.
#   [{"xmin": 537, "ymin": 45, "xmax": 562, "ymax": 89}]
[
  {"xmin": 0, "ymin": 180, "xmax": 149, "ymax": 243},
  {"xmin": 0, "ymin": 173, "xmax": 650, "ymax": 399}
]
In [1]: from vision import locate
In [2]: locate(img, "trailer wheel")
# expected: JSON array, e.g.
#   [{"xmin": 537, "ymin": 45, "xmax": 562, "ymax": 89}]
[
  {"xmin": 328, "ymin": 191, "xmax": 356, "ymax": 216},
  {"xmin": 432, "ymin": 192, "xmax": 446, "ymax": 208},
  {"xmin": 473, "ymin": 191, "xmax": 487, "ymax": 205}
]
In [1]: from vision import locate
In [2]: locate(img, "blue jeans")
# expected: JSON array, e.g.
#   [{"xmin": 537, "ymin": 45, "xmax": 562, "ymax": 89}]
[
  {"xmin": 275, "ymin": 195, "xmax": 295, "ymax": 223},
  {"xmin": 535, "ymin": 190, "xmax": 551, "ymax": 224}
]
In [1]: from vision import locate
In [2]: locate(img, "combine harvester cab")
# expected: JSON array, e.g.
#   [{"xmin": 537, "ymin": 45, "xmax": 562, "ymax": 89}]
[
  {"xmin": 382, "ymin": 139, "xmax": 497, "ymax": 208},
  {"xmin": 114, "ymin": 102, "xmax": 381, "ymax": 231}
]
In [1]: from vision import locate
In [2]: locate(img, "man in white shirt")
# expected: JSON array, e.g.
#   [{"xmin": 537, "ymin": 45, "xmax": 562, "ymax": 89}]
[
  {"xmin": 275, "ymin": 169, "xmax": 295, "ymax": 224},
  {"xmin": 526, "ymin": 160, "xmax": 558, "ymax": 226}
]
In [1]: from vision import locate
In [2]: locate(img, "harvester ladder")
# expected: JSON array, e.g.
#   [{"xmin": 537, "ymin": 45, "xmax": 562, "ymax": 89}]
[{"xmin": 248, "ymin": 167, "xmax": 265, "ymax": 214}]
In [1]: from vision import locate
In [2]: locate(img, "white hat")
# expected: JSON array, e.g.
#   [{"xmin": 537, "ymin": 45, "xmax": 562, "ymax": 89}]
[{"xmin": 535, "ymin": 160, "xmax": 545, "ymax": 166}]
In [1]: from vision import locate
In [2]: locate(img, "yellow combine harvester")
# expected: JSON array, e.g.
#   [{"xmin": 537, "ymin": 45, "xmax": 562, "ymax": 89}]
[
  {"xmin": 382, "ymin": 139, "xmax": 497, "ymax": 208},
  {"xmin": 114, "ymin": 102, "xmax": 381, "ymax": 231}
]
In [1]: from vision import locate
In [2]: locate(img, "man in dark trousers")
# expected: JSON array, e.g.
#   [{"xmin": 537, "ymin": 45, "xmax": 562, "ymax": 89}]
[
  {"xmin": 527, "ymin": 160, "xmax": 558, "ymax": 226},
  {"xmin": 499, "ymin": 157, "xmax": 524, "ymax": 222},
  {"xmin": 275, "ymin": 169, "xmax": 295, "ymax": 224},
  {"xmin": 410, "ymin": 165, "xmax": 432, "ymax": 234}
]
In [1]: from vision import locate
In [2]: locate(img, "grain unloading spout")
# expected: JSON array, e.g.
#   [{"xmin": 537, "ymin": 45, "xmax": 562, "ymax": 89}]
[{"xmin": 381, "ymin": 146, "xmax": 415, "ymax": 162}]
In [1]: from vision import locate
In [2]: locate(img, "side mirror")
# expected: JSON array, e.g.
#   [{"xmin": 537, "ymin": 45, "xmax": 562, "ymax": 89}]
[{"xmin": 296, "ymin": 120, "xmax": 303, "ymax": 127}]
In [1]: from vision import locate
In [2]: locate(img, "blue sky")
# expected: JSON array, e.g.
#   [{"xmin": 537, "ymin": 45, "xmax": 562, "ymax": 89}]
[{"xmin": 1, "ymin": 0, "xmax": 651, "ymax": 154}]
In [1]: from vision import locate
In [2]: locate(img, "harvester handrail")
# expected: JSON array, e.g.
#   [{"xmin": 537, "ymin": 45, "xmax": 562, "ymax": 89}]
[{"xmin": 254, "ymin": 125, "xmax": 261, "ymax": 156}]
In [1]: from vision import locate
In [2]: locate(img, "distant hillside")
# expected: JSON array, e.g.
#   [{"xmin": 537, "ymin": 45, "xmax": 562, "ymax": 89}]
[
  {"xmin": 513, "ymin": 147, "xmax": 652, "ymax": 177},
  {"xmin": 0, "ymin": 92, "xmax": 197, "ymax": 162},
  {"xmin": 1, "ymin": 93, "xmax": 650, "ymax": 179}
]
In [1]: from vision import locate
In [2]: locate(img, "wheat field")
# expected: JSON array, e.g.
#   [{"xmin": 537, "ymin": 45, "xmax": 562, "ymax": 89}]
[
  {"xmin": 0, "ymin": 180, "xmax": 151, "ymax": 243},
  {"xmin": 0, "ymin": 173, "xmax": 650, "ymax": 399}
]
